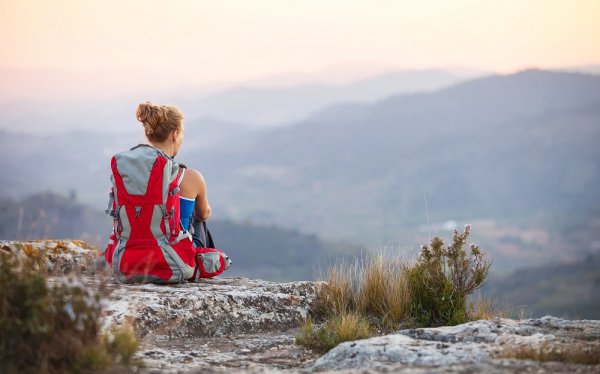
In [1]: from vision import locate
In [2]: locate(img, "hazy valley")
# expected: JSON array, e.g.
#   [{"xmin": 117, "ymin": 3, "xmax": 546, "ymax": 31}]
[{"xmin": 1, "ymin": 68, "xmax": 599, "ymax": 318}]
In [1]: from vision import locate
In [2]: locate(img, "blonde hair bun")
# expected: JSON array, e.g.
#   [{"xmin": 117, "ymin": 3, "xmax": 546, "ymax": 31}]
[
  {"xmin": 136, "ymin": 101, "xmax": 167, "ymax": 132},
  {"xmin": 135, "ymin": 101, "xmax": 182, "ymax": 142}
]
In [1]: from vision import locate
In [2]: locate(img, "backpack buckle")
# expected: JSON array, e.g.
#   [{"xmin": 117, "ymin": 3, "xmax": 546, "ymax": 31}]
[{"xmin": 105, "ymin": 190, "xmax": 115, "ymax": 216}]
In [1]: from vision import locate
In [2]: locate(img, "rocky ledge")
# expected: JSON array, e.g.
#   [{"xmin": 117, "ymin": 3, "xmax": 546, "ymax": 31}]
[
  {"xmin": 312, "ymin": 316, "xmax": 600, "ymax": 373},
  {"xmin": 2, "ymin": 240, "xmax": 599, "ymax": 373},
  {"xmin": 104, "ymin": 277, "xmax": 322, "ymax": 373},
  {"xmin": 1, "ymin": 240, "xmax": 323, "ymax": 372}
]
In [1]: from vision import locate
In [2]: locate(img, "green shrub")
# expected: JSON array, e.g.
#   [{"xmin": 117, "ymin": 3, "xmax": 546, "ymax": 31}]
[
  {"xmin": 0, "ymin": 252, "xmax": 141, "ymax": 373},
  {"xmin": 407, "ymin": 225, "xmax": 491, "ymax": 326}
]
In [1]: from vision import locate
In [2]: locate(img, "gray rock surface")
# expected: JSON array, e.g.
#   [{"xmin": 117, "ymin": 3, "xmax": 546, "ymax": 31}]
[
  {"xmin": 3, "ymin": 240, "xmax": 599, "ymax": 373},
  {"xmin": 311, "ymin": 317, "xmax": 600, "ymax": 373},
  {"xmin": 102, "ymin": 278, "xmax": 323, "ymax": 373},
  {"xmin": 102, "ymin": 277, "xmax": 321, "ymax": 338}
]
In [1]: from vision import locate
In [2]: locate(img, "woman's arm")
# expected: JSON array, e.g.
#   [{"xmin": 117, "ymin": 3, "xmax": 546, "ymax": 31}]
[{"xmin": 179, "ymin": 168, "xmax": 211, "ymax": 221}]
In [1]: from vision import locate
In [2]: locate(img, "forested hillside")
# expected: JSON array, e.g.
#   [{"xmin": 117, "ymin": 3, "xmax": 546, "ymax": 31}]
[
  {"xmin": 485, "ymin": 252, "xmax": 600, "ymax": 319},
  {"xmin": 0, "ymin": 193, "xmax": 358, "ymax": 281}
]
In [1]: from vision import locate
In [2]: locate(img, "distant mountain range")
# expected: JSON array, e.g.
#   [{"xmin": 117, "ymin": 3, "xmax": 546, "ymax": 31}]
[
  {"xmin": 1, "ymin": 69, "xmax": 599, "ymax": 273},
  {"xmin": 202, "ymin": 70, "xmax": 600, "ymax": 240},
  {"xmin": 0, "ymin": 68, "xmax": 482, "ymax": 133},
  {"xmin": 177, "ymin": 69, "xmax": 483, "ymax": 126}
]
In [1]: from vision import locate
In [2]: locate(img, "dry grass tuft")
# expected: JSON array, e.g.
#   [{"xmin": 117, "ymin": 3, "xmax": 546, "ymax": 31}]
[
  {"xmin": 314, "ymin": 261, "xmax": 355, "ymax": 317},
  {"xmin": 356, "ymin": 252, "xmax": 411, "ymax": 328},
  {"xmin": 334, "ymin": 312, "xmax": 372, "ymax": 343},
  {"xmin": 382, "ymin": 257, "xmax": 411, "ymax": 328},
  {"xmin": 303, "ymin": 250, "xmax": 412, "ymax": 352},
  {"xmin": 357, "ymin": 253, "xmax": 388, "ymax": 317},
  {"xmin": 499, "ymin": 342, "xmax": 600, "ymax": 365},
  {"xmin": 314, "ymin": 251, "xmax": 412, "ymax": 328},
  {"xmin": 296, "ymin": 313, "xmax": 371, "ymax": 353},
  {"xmin": 467, "ymin": 292, "xmax": 504, "ymax": 320}
]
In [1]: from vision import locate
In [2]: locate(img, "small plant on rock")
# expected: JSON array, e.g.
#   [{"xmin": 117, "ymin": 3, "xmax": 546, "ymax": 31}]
[
  {"xmin": 298, "ymin": 226, "xmax": 492, "ymax": 353},
  {"xmin": 407, "ymin": 224, "xmax": 491, "ymax": 327},
  {"xmin": 0, "ymin": 251, "xmax": 142, "ymax": 373},
  {"xmin": 296, "ymin": 313, "xmax": 371, "ymax": 353}
]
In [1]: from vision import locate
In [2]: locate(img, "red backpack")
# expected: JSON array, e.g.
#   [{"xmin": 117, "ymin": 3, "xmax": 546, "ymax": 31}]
[{"xmin": 104, "ymin": 144, "xmax": 229, "ymax": 283}]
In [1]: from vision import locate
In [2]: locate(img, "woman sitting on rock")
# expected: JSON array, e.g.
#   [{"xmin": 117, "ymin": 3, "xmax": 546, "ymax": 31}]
[
  {"xmin": 136, "ymin": 102, "xmax": 212, "ymax": 229},
  {"xmin": 103, "ymin": 102, "xmax": 230, "ymax": 284}
]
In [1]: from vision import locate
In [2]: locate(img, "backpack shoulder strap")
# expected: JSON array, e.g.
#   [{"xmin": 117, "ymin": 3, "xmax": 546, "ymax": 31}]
[
  {"xmin": 129, "ymin": 143, "xmax": 152, "ymax": 151},
  {"xmin": 177, "ymin": 167, "xmax": 186, "ymax": 186},
  {"xmin": 129, "ymin": 143, "xmax": 174, "ymax": 160}
]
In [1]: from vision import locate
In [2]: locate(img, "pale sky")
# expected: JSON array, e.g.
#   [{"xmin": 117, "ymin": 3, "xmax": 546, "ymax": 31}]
[{"xmin": 1, "ymin": 0, "xmax": 599, "ymax": 93}]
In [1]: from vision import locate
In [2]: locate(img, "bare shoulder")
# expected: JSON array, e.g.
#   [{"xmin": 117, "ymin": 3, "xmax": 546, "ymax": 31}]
[
  {"xmin": 181, "ymin": 168, "xmax": 206, "ymax": 190},
  {"xmin": 185, "ymin": 168, "xmax": 205, "ymax": 183}
]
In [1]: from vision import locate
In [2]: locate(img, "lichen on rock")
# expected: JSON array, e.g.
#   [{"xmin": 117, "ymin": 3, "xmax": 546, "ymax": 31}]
[{"xmin": 0, "ymin": 239, "xmax": 98, "ymax": 274}]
